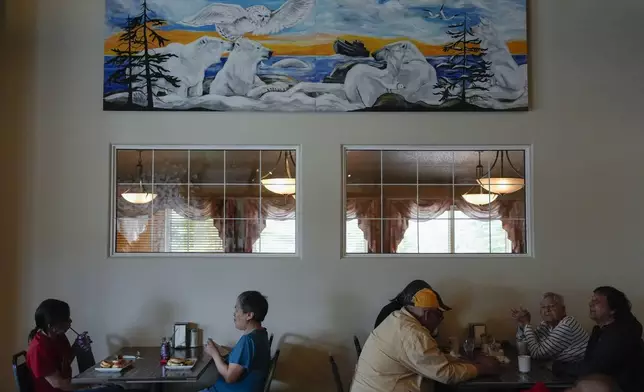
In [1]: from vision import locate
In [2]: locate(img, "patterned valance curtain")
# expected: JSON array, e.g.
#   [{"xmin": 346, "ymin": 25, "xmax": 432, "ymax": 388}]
[
  {"xmin": 347, "ymin": 197, "xmax": 525, "ymax": 253},
  {"xmin": 211, "ymin": 197, "xmax": 296, "ymax": 253},
  {"xmin": 346, "ymin": 198, "xmax": 452, "ymax": 253},
  {"xmin": 116, "ymin": 185, "xmax": 296, "ymax": 250}
]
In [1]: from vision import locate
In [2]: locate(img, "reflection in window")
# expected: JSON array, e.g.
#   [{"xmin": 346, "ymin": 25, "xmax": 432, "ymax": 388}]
[
  {"xmin": 346, "ymin": 219, "xmax": 369, "ymax": 254},
  {"xmin": 344, "ymin": 148, "xmax": 528, "ymax": 255},
  {"xmin": 252, "ymin": 220, "xmax": 296, "ymax": 253},
  {"xmin": 396, "ymin": 210, "xmax": 512, "ymax": 254},
  {"xmin": 113, "ymin": 147, "xmax": 297, "ymax": 255}
]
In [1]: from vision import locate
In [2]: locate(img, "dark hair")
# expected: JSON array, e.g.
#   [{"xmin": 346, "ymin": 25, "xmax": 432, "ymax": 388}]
[
  {"xmin": 28, "ymin": 299, "xmax": 71, "ymax": 342},
  {"xmin": 237, "ymin": 291, "xmax": 269, "ymax": 323},
  {"xmin": 391, "ymin": 280, "xmax": 431, "ymax": 306},
  {"xmin": 594, "ymin": 286, "xmax": 634, "ymax": 321}
]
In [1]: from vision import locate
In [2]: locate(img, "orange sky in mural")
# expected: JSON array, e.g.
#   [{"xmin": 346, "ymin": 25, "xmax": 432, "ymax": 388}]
[{"xmin": 104, "ymin": 30, "xmax": 528, "ymax": 57}]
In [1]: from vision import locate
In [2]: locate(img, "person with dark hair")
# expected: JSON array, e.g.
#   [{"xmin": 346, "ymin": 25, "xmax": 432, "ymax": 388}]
[
  {"xmin": 352, "ymin": 288, "xmax": 499, "ymax": 392},
  {"xmin": 375, "ymin": 280, "xmax": 443, "ymax": 329},
  {"xmin": 554, "ymin": 287, "xmax": 644, "ymax": 392},
  {"xmin": 26, "ymin": 299, "xmax": 122, "ymax": 392},
  {"xmin": 201, "ymin": 291, "xmax": 271, "ymax": 392}
]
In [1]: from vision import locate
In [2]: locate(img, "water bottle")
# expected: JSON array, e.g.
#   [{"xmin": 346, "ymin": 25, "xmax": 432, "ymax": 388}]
[
  {"xmin": 75, "ymin": 332, "xmax": 92, "ymax": 352},
  {"xmin": 160, "ymin": 337, "xmax": 170, "ymax": 361}
]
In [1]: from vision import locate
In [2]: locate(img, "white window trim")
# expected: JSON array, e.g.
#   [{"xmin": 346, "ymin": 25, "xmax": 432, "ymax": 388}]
[
  {"xmin": 109, "ymin": 144, "xmax": 302, "ymax": 258},
  {"xmin": 341, "ymin": 145, "xmax": 534, "ymax": 258}
]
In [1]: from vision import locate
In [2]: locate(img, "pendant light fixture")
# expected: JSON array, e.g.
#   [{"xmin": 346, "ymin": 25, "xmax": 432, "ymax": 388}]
[
  {"xmin": 121, "ymin": 150, "xmax": 157, "ymax": 204},
  {"xmin": 462, "ymin": 151, "xmax": 499, "ymax": 206},
  {"xmin": 477, "ymin": 150, "xmax": 525, "ymax": 195},
  {"xmin": 261, "ymin": 150, "xmax": 296, "ymax": 196}
]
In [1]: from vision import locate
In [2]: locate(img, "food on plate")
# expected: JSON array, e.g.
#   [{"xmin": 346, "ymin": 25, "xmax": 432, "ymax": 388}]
[
  {"xmin": 167, "ymin": 358, "xmax": 185, "ymax": 366},
  {"xmin": 111, "ymin": 359, "xmax": 128, "ymax": 368},
  {"xmin": 167, "ymin": 357, "xmax": 195, "ymax": 367},
  {"xmin": 99, "ymin": 360, "xmax": 112, "ymax": 368}
]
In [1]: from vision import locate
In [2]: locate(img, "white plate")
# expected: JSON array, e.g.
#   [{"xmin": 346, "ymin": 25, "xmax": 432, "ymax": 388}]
[
  {"xmin": 94, "ymin": 360, "xmax": 133, "ymax": 372},
  {"xmin": 165, "ymin": 358, "xmax": 197, "ymax": 370}
]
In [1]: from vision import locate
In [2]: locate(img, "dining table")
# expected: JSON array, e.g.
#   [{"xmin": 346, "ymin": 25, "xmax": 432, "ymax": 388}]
[
  {"xmin": 72, "ymin": 346, "xmax": 213, "ymax": 391},
  {"xmin": 453, "ymin": 345, "xmax": 576, "ymax": 390}
]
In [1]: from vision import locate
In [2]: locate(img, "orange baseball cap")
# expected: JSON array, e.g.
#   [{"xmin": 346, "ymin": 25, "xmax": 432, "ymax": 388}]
[{"xmin": 412, "ymin": 288, "xmax": 452, "ymax": 311}]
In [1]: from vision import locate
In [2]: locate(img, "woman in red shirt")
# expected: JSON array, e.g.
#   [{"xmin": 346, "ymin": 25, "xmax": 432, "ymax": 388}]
[{"xmin": 26, "ymin": 299, "xmax": 121, "ymax": 392}]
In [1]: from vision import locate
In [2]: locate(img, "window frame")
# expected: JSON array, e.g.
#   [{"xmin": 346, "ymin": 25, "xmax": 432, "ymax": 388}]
[
  {"xmin": 341, "ymin": 145, "xmax": 534, "ymax": 258},
  {"xmin": 109, "ymin": 144, "xmax": 302, "ymax": 258}
]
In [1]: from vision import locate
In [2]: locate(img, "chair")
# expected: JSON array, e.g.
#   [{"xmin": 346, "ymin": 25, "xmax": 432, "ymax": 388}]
[
  {"xmin": 12, "ymin": 351, "xmax": 34, "ymax": 392},
  {"xmin": 329, "ymin": 355, "xmax": 344, "ymax": 392},
  {"xmin": 263, "ymin": 349, "xmax": 280, "ymax": 392},
  {"xmin": 353, "ymin": 335, "xmax": 362, "ymax": 358}
]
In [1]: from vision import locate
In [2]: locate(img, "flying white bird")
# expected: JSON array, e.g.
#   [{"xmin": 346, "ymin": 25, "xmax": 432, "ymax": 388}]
[
  {"xmin": 427, "ymin": 5, "xmax": 455, "ymax": 21},
  {"xmin": 180, "ymin": 0, "xmax": 315, "ymax": 40}
]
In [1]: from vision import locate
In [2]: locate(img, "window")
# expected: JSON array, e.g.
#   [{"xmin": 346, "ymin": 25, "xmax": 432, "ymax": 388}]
[
  {"xmin": 346, "ymin": 219, "xmax": 369, "ymax": 253},
  {"xmin": 344, "ymin": 147, "xmax": 529, "ymax": 255},
  {"xmin": 112, "ymin": 147, "xmax": 298, "ymax": 255}
]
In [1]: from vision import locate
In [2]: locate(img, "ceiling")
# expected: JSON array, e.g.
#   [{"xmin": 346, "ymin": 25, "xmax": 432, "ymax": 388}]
[{"xmin": 115, "ymin": 149, "xmax": 525, "ymax": 186}]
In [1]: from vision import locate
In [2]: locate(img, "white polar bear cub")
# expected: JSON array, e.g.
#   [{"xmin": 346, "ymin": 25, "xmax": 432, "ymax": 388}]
[
  {"xmin": 146, "ymin": 36, "xmax": 232, "ymax": 98},
  {"xmin": 209, "ymin": 38, "xmax": 273, "ymax": 97}
]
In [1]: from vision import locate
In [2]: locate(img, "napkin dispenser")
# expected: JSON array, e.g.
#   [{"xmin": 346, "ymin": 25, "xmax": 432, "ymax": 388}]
[
  {"xmin": 468, "ymin": 323, "xmax": 487, "ymax": 347},
  {"xmin": 172, "ymin": 322, "xmax": 192, "ymax": 349}
]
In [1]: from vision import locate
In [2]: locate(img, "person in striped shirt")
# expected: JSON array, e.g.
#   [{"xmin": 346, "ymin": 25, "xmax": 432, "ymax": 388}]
[{"xmin": 511, "ymin": 292, "xmax": 589, "ymax": 363}]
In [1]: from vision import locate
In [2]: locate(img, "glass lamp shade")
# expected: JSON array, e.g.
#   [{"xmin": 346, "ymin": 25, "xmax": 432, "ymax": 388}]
[
  {"xmin": 477, "ymin": 177, "xmax": 524, "ymax": 194},
  {"xmin": 261, "ymin": 178, "xmax": 296, "ymax": 195},
  {"xmin": 461, "ymin": 192, "xmax": 499, "ymax": 206},
  {"xmin": 121, "ymin": 192, "xmax": 157, "ymax": 204}
]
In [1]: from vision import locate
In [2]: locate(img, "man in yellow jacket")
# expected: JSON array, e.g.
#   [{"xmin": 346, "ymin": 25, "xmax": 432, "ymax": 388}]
[{"xmin": 350, "ymin": 288, "xmax": 500, "ymax": 392}]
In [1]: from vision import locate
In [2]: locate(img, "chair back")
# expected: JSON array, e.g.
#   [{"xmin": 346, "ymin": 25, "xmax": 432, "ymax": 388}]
[
  {"xmin": 12, "ymin": 351, "xmax": 33, "ymax": 392},
  {"xmin": 353, "ymin": 335, "xmax": 362, "ymax": 358},
  {"xmin": 263, "ymin": 349, "xmax": 280, "ymax": 392},
  {"xmin": 329, "ymin": 355, "xmax": 344, "ymax": 392}
]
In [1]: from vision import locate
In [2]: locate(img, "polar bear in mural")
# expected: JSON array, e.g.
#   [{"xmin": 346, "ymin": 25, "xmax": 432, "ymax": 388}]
[
  {"xmin": 344, "ymin": 41, "xmax": 439, "ymax": 107},
  {"xmin": 142, "ymin": 36, "xmax": 232, "ymax": 98},
  {"xmin": 472, "ymin": 19, "xmax": 527, "ymax": 101},
  {"xmin": 209, "ymin": 38, "xmax": 274, "ymax": 97}
]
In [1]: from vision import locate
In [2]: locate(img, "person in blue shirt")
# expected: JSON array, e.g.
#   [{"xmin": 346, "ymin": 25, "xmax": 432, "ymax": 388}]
[{"xmin": 201, "ymin": 291, "xmax": 271, "ymax": 392}]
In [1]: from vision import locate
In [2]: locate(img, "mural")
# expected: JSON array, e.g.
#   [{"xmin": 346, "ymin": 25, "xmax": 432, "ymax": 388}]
[{"xmin": 104, "ymin": 0, "xmax": 528, "ymax": 112}]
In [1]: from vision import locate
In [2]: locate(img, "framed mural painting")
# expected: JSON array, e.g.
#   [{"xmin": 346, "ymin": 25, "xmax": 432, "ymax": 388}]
[{"xmin": 104, "ymin": 0, "xmax": 528, "ymax": 112}]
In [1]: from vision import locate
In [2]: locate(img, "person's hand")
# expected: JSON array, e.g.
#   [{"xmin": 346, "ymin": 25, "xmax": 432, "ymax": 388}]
[
  {"xmin": 510, "ymin": 307, "xmax": 531, "ymax": 326},
  {"xmin": 474, "ymin": 355, "xmax": 501, "ymax": 376},
  {"xmin": 73, "ymin": 332, "xmax": 92, "ymax": 352},
  {"xmin": 205, "ymin": 339, "xmax": 221, "ymax": 358}
]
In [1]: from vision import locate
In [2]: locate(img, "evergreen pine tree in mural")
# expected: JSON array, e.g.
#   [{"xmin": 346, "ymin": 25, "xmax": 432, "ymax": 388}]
[
  {"xmin": 434, "ymin": 12, "xmax": 493, "ymax": 104},
  {"xmin": 106, "ymin": 0, "xmax": 180, "ymax": 109},
  {"xmin": 106, "ymin": 16, "xmax": 141, "ymax": 106}
]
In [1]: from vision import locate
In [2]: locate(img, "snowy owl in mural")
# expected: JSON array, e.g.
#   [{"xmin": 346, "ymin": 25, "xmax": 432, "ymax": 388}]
[{"xmin": 180, "ymin": 0, "xmax": 315, "ymax": 40}]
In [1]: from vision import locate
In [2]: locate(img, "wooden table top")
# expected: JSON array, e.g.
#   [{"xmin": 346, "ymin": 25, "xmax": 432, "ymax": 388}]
[{"xmin": 72, "ymin": 346, "xmax": 212, "ymax": 384}]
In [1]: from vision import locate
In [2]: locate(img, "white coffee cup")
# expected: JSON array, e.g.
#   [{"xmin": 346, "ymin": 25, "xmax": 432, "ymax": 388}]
[{"xmin": 518, "ymin": 355, "xmax": 531, "ymax": 373}]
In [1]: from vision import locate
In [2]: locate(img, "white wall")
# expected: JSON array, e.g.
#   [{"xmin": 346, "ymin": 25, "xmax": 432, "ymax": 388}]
[
  {"xmin": 2, "ymin": 0, "xmax": 34, "ymax": 387},
  {"xmin": 8, "ymin": 0, "xmax": 644, "ymax": 390}
]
